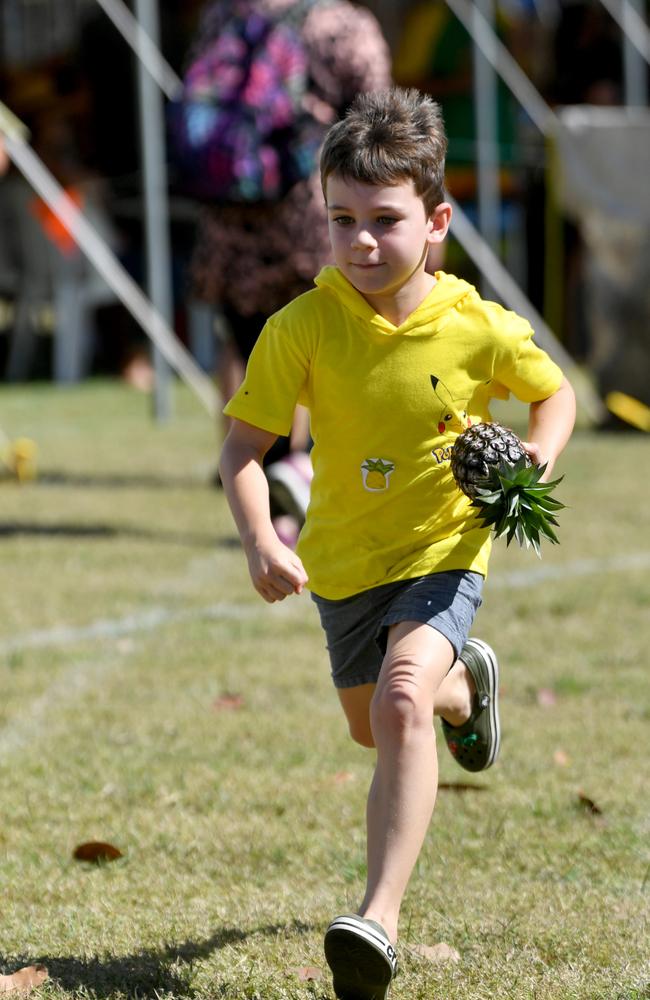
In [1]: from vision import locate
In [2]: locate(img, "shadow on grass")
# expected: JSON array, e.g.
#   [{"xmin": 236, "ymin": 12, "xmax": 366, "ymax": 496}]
[
  {"xmin": 0, "ymin": 522, "xmax": 240, "ymax": 549},
  {"xmin": 38, "ymin": 471, "xmax": 213, "ymax": 491},
  {"xmin": 5, "ymin": 919, "xmax": 316, "ymax": 998}
]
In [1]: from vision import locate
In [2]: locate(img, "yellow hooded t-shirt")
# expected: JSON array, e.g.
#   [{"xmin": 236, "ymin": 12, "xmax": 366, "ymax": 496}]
[{"xmin": 224, "ymin": 267, "xmax": 564, "ymax": 599}]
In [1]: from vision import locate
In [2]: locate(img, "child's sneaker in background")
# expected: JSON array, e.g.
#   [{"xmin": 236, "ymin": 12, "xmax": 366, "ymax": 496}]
[
  {"xmin": 265, "ymin": 451, "xmax": 313, "ymax": 523},
  {"xmin": 272, "ymin": 514, "xmax": 300, "ymax": 550}
]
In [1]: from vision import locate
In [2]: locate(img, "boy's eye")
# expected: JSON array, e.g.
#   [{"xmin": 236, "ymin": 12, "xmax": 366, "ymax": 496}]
[
  {"xmin": 377, "ymin": 216, "xmax": 398, "ymax": 225},
  {"xmin": 332, "ymin": 215, "xmax": 354, "ymax": 225}
]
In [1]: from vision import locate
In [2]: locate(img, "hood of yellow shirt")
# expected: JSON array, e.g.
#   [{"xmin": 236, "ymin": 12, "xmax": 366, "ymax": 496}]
[{"xmin": 313, "ymin": 265, "xmax": 476, "ymax": 337}]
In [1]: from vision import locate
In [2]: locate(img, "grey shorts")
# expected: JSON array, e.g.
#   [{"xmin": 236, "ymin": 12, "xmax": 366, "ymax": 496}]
[{"xmin": 311, "ymin": 570, "xmax": 484, "ymax": 689}]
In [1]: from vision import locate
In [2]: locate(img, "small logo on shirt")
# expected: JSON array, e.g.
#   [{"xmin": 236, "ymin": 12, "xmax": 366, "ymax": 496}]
[{"xmin": 361, "ymin": 458, "xmax": 395, "ymax": 492}]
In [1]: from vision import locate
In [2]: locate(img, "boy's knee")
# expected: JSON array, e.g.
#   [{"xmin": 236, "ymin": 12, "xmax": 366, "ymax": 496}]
[{"xmin": 371, "ymin": 667, "xmax": 432, "ymax": 738}]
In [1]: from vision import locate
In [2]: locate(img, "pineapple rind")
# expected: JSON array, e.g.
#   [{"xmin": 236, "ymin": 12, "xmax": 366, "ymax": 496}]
[{"xmin": 451, "ymin": 422, "xmax": 566, "ymax": 555}]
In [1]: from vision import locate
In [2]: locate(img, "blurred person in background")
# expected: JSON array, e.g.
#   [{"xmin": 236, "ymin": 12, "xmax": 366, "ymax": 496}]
[{"xmin": 181, "ymin": 0, "xmax": 392, "ymax": 546}]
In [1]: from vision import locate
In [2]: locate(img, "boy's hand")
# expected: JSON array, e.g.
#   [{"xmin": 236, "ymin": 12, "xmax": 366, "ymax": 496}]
[
  {"xmin": 245, "ymin": 533, "xmax": 308, "ymax": 603},
  {"xmin": 521, "ymin": 440, "xmax": 553, "ymax": 480},
  {"xmin": 521, "ymin": 440, "xmax": 543, "ymax": 466}
]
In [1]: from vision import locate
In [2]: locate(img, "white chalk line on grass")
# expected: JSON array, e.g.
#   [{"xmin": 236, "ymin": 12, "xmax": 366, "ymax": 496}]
[
  {"xmin": 1, "ymin": 550, "xmax": 648, "ymax": 760},
  {"xmin": 0, "ymin": 600, "xmax": 306, "ymax": 760},
  {"xmin": 0, "ymin": 596, "xmax": 304, "ymax": 656},
  {"xmin": 0, "ymin": 602, "xmax": 248, "ymax": 653},
  {"xmin": 488, "ymin": 550, "xmax": 650, "ymax": 589},
  {"xmin": 0, "ymin": 653, "xmax": 117, "ymax": 757},
  {"xmin": 2, "ymin": 550, "xmax": 649, "ymax": 659}
]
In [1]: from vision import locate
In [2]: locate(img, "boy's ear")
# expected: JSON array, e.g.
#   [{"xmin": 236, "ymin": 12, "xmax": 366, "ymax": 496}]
[{"xmin": 427, "ymin": 202, "xmax": 452, "ymax": 244}]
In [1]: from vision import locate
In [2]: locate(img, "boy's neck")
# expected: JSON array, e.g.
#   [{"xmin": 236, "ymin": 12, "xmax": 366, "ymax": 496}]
[{"xmin": 361, "ymin": 270, "xmax": 438, "ymax": 327}]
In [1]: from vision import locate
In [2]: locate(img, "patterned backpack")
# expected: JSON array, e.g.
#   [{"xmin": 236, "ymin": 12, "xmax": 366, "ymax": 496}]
[{"xmin": 168, "ymin": 0, "xmax": 326, "ymax": 203}]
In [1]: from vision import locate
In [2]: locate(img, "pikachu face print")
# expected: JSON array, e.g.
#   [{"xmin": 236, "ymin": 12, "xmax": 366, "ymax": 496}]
[{"xmin": 430, "ymin": 375, "xmax": 473, "ymax": 436}]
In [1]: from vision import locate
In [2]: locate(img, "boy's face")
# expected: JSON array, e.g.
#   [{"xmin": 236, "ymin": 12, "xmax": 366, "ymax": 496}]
[{"xmin": 325, "ymin": 174, "xmax": 449, "ymax": 317}]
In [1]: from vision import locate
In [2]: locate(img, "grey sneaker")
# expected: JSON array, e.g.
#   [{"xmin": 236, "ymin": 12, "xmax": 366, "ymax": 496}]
[
  {"xmin": 324, "ymin": 914, "xmax": 397, "ymax": 1000},
  {"xmin": 441, "ymin": 638, "xmax": 500, "ymax": 771}
]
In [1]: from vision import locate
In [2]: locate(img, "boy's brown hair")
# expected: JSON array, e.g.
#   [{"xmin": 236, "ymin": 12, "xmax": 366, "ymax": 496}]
[{"xmin": 320, "ymin": 87, "xmax": 448, "ymax": 214}]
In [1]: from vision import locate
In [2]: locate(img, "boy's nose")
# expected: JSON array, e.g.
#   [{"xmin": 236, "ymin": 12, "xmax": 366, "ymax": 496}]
[{"xmin": 351, "ymin": 228, "xmax": 377, "ymax": 250}]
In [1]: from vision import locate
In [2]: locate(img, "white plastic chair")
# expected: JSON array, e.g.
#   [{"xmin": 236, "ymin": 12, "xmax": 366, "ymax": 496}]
[{"xmin": 0, "ymin": 173, "xmax": 117, "ymax": 382}]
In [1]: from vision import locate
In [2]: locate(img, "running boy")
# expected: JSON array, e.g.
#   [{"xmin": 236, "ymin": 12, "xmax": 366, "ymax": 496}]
[{"xmin": 219, "ymin": 88, "xmax": 576, "ymax": 1000}]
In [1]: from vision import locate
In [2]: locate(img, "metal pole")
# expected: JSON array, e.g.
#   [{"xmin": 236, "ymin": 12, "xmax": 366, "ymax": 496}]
[
  {"xmin": 599, "ymin": 0, "xmax": 650, "ymax": 68},
  {"xmin": 622, "ymin": 0, "xmax": 647, "ymax": 105},
  {"xmin": 135, "ymin": 0, "xmax": 173, "ymax": 422},
  {"xmin": 472, "ymin": 0, "xmax": 500, "ymax": 297},
  {"xmin": 444, "ymin": 0, "xmax": 556, "ymax": 136},
  {"xmin": 93, "ymin": 0, "xmax": 182, "ymax": 99}
]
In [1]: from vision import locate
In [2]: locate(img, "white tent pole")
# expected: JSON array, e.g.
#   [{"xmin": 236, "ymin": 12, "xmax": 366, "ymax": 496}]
[
  {"xmin": 134, "ymin": 0, "xmax": 174, "ymax": 422},
  {"xmin": 444, "ymin": 0, "xmax": 557, "ymax": 136},
  {"xmin": 599, "ymin": 0, "xmax": 650, "ymax": 64},
  {"xmin": 446, "ymin": 0, "xmax": 649, "ymax": 126},
  {"xmin": 472, "ymin": 0, "xmax": 501, "ymax": 298},
  {"xmin": 93, "ymin": 0, "xmax": 182, "ymax": 98}
]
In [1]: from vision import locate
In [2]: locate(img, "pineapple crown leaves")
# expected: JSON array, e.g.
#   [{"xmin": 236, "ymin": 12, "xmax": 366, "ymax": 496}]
[
  {"xmin": 470, "ymin": 457, "xmax": 566, "ymax": 558},
  {"xmin": 363, "ymin": 458, "xmax": 395, "ymax": 474}
]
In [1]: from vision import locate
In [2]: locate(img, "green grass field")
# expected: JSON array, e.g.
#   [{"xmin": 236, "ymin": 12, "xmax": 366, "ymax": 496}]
[{"xmin": 1, "ymin": 380, "xmax": 649, "ymax": 1000}]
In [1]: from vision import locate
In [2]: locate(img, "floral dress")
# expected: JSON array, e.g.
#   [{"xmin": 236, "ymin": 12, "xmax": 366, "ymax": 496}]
[{"xmin": 189, "ymin": 0, "xmax": 392, "ymax": 319}]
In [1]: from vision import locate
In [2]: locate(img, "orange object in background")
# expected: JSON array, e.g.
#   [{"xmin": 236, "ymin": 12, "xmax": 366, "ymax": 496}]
[
  {"xmin": 30, "ymin": 186, "xmax": 84, "ymax": 256},
  {"xmin": 0, "ymin": 135, "xmax": 9, "ymax": 175}
]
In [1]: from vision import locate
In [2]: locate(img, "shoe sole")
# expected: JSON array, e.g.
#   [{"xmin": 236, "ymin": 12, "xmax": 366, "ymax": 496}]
[
  {"xmin": 462, "ymin": 637, "xmax": 500, "ymax": 768},
  {"xmin": 324, "ymin": 916, "xmax": 396, "ymax": 1000}
]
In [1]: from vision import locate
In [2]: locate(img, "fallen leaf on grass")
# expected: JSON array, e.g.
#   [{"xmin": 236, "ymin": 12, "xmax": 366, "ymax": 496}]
[
  {"xmin": 73, "ymin": 841, "xmax": 123, "ymax": 863},
  {"xmin": 331, "ymin": 771, "xmax": 355, "ymax": 784},
  {"xmin": 411, "ymin": 942, "xmax": 460, "ymax": 964},
  {"xmin": 553, "ymin": 749, "xmax": 570, "ymax": 767},
  {"xmin": 537, "ymin": 687, "xmax": 557, "ymax": 708},
  {"xmin": 0, "ymin": 965, "xmax": 48, "ymax": 993},
  {"xmin": 212, "ymin": 693, "xmax": 245, "ymax": 711},
  {"xmin": 577, "ymin": 790, "xmax": 603, "ymax": 815},
  {"xmin": 293, "ymin": 966, "xmax": 323, "ymax": 982},
  {"xmin": 438, "ymin": 781, "xmax": 487, "ymax": 793}
]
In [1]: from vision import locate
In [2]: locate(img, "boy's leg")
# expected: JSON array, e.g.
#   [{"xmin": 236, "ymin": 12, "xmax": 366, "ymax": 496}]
[
  {"xmin": 357, "ymin": 621, "xmax": 454, "ymax": 944},
  {"xmin": 327, "ymin": 629, "xmax": 498, "ymax": 996},
  {"xmin": 434, "ymin": 655, "xmax": 476, "ymax": 726},
  {"xmin": 337, "ymin": 644, "xmax": 498, "ymax": 766},
  {"xmin": 336, "ymin": 656, "xmax": 475, "ymax": 746}
]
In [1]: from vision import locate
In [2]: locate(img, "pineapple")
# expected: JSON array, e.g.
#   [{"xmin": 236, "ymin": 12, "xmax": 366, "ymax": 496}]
[{"xmin": 450, "ymin": 422, "xmax": 565, "ymax": 557}]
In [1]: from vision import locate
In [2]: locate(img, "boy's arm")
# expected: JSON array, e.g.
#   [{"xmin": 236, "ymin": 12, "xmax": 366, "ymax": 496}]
[
  {"xmin": 523, "ymin": 376, "xmax": 577, "ymax": 477},
  {"xmin": 219, "ymin": 419, "xmax": 308, "ymax": 603}
]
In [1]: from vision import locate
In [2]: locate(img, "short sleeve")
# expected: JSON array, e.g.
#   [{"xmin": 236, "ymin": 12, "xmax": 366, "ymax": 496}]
[
  {"xmin": 492, "ymin": 312, "xmax": 564, "ymax": 403},
  {"xmin": 223, "ymin": 314, "xmax": 311, "ymax": 436}
]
